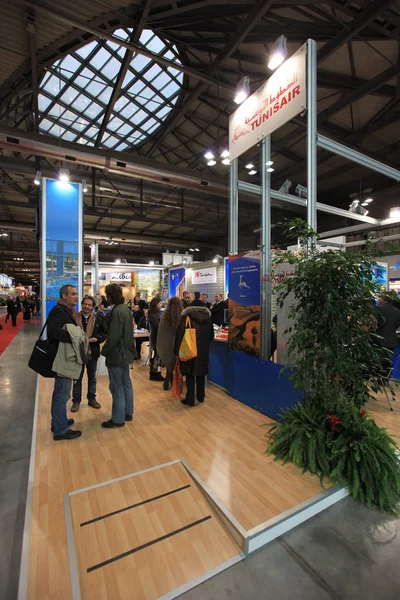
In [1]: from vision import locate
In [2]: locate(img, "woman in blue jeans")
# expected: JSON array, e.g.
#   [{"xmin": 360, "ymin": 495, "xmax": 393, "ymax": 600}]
[{"xmin": 101, "ymin": 284, "xmax": 136, "ymax": 428}]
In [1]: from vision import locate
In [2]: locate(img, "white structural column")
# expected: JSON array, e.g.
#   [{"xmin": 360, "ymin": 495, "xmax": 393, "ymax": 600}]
[
  {"xmin": 260, "ymin": 136, "xmax": 272, "ymax": 360},
  {"xmin": 307, "ymin": 39, "xmax": 317, "ymax": 232},
  {"xmin": 229, "ymin": 158, "xmax": 239, "ymax": 255},
  {"xmin": 90, "ymin": 242, "xmax": 99, "ymax": 300}
]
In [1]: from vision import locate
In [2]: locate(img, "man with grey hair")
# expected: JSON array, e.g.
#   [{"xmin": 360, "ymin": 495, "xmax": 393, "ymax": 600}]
[{"xmin": 47, "ymin": 284, "xmax": 82, "ymax": 441}]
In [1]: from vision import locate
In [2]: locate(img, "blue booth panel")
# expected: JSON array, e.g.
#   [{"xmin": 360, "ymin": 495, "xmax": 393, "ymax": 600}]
[
  {"xmin": 258, "ymin": 360, "xmax": 303, "ymax": 420},
  {"xmin": 208, "ymin": 340, "xmax": 229, "ymax": 390},
  {"xmin": 227, "ymin": 351, "xmax": 260, "ymax": 410}
]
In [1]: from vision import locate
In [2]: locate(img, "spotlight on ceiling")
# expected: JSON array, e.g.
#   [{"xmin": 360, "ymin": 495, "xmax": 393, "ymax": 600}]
[
  {"xmin": 222, "ymin": 158, "xmax": 230, "ymax": 165},
  {"xmin": 390, "ymin": 207, "xmax": 400, "ymax": 220},
  {"xmin": 204, "ymin": 151, "xmax": 214, "ymax": 160},
  {"xmin": 213, "ymin": 254, "xmax": 223, "ymax": 264},
  {"xmin": 248, "ymin": 169, "xmax": 257, "ymax": 175},
  {"xmin": 234, "ymin": 76, "xmax": 250, "ymax": 105},
  {"xmin": 207, "ymin": 160, "xmax": 217, "ymax": 166},
  {"xmin": 268, "ymin": 35, "xmax": 288, "ymax": 71},
  {"xmin": 220, "ymin": 150, "xmax": 229, "ymax": 159},
  {"xmin": 115, "ymin": 258, "xmax": 121, "ymax": 264},
  {"xmin": 246, "ymin": 163, "xmax": 254, "ymax": 170},
  {"xmin": 82, "ymin": 180, "xmax": 88, "ymax": 193},
  {"xmin": 149, "ymin": 260, "xmax": 155, "ymax": 266},
  {"xmin": 365, "ymin": 198, "xmax": 373, "ymax": 203},
  {"xmin": 267, "ymin": 168, "xmax": 275, "ymax": 173},
  {"xmin": 59, "ymin": 168, "xmax": 70, "ymax": 182},
  {"xmin": 349, "ymin": 200, "xmax": 368, "ymax": 216},
  {"xmin": 266, "ymin": 161, "xmax": 274, "ymax": 167},
  {"xmin": 34, "ymin": 170, "xmax": 41, "ymax": 186}
]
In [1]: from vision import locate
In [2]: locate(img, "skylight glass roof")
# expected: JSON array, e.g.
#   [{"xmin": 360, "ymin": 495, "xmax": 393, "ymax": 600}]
[{"xmin": 38, "ymin": 29, "xmax": 183, "ymax": 151}]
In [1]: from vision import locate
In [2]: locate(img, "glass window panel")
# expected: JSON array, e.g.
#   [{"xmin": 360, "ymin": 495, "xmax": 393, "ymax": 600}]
[
  {"xmin": 115, "ymin": 123, "xmax": 133, "ymax": 136},
  {"xmin": 60, "ymin": 87, "xmax": 80, "ymax": 104},
  {"xmin": 75, "ymin": 40, "xmax": 97, "ymax": 59},
  {"xmin": 71, "ymin": 117, "xmax": 90, "ymax": 131},
  {"xmin": 114, "ymin": 97, "xmax": 129, "ymax": 111},
  {"xmin": 77, "ymin": 136, "xmax": 89, "ymax": 145},
  {"xmin": 90, "ymin": 47, "xmax": 111, "ymax": 70},
  {"xmin": 152, "ymin": 71, "xmax": 171, "ymax": 90},
  {"xmin": 146, "ymin": 123, "xmax": 159, "ymax": 134},
  {"xmin": 131, "ymin": 109, "xmax": 147, "ymax": 125},
  {"xmin": 164, "ymin": 50, "xmax": 176, "ymax": 61},
  {"xmin": 60, "ymin": 55, "xmax": 81, "ymax": 78},
  {"xmin": 140, "ymin": 30, "xmax": 153, "ymax": 45},
  {"xmin": 143, "ymin": 117, "xmax": 157, "ymax": 131},
  {"xmin": 48, "ymin": 124, "xmax": 66, "ymax": 137},
  {"xmin": 39, "ymin": 118, "xmax": 53, "ymax": 132},
  {"xmin": 61, "ymin": 130, "xmax": 77, "ymax": 142},
  {"xmin": 99, "ymin": 87, "xmax": 113, "ymax": 104},
  {"xmin": 38, "ymin": 95, "xmax": 52, "ymax": 111},
  {"xmin": 43, "ymin": 75, "xmax": 65, "ymax": 96},
  {"xmin": 167, "ymin": 66, "xmax": 181, "ymax": 79},
  {"xmin": 120, "ymin": 104, "xmax": 137, "ymax": 119},
  {"xmin": 126, "ymin": 79, "xmax": 145, "ymax": 97},
  {"xmin": 72, "ymin": 94, "xmax": 90, "ymax": 112},
  {"xmin": 85, "ymin": 80, "xmax": 107, "ymax": 98},
  {"xmin": 138, "ymin": 86, "xmax": 154, "ymax": 100},
  {"xmin": 115, "ymin": 142, "xmax": 129, "ymax": 151},
  {"xmin": 102, "ymin": 135, "xmax": 119, "ymax": 148},
  {"xmin": 161, "ymin": 80, "xmax": 180, "ymax": 99},
  {"xmin": 85, "ymin": 126, "xmax": 100, "ymax": 139},
  {"xmin": 130, "ymin": 54, "xmax": 151, "ymax": 73},
  {"xmin": 145, "ymin": 100, "xmax": 160, "ymax": 112},
  {"xmin": 107, "ymin": 117, "xmax": 124, "ymax": 132},
  {"xmin": 48, "ymin": 103, "xmax": 65, "ymax": 118},
  {"xmin": 144, "ymin": 64, "xmax": 162, "ymax": 82},
  {"xmin": 122, "ymin": 70, "xmax": 134, "ymax": 87},
  {"xmin": 41, "ymin": 71, "xmax": 51, "ymax": 87},
  {"xmin": 102, "ymin": 57, "xmax": 121, "ymax": 81},
  {"xmin": 156, "ymin": 105, "xmax": 171, "ymax": 119},
  {"xmin": 84, "ymin": 102, "xmax": 103, "ymax": 119},
  {"xmin": 146, "ymin": 35, "xmax": 166, "ymax": 55}
]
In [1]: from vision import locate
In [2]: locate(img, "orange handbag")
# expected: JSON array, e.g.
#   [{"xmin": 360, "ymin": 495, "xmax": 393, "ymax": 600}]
[{"xmin": 179, "ymin": 316, "xmax": 197, "ymax": 361}]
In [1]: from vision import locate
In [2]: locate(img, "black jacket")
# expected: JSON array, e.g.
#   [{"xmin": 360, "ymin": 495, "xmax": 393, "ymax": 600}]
[
  {"xmin": 174, "ymin": 306, "xmax": 214, "ymax": 377},
  {"xmin": 211, "ymin": 300, "xmax": 227, "ymax": 327},
  {"xmin": 79, "ymin": 313, "xmax": 107, "ymax": 360},
  {"xmin": 377, "ymin": 302, "xmax": 400, "ymax": 350},
  {"xmin": 148, "ymin": 309, "xmax": 161, "ymax": 348},
  {"xmin": 137, "ymin": 315, "xmax": 150, "ymax": 331},
  {"xmin": 47, "ymin": 304, "xmax": 76, "ymax": 349},
  {"xmin": 7, "ymin": 299, "xmax": 20, "ymax": 315}
]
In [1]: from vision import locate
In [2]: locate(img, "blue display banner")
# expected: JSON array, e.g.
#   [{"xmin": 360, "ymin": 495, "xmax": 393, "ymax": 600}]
[
  {"xmin": 169, "ymin": 267, "xmax": 186, "ymax": 299},
  {"xmin": 42, "ymin": 179, "xmax": 82, "ymax": 320},
  {"xmin": 228, "ymin": 250, "xmax": 261, "ymax": 356}
]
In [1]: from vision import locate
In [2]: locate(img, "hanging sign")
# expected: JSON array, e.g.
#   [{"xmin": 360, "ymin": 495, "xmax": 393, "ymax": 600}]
[
  {"xmin": 229, "ymin": 45, "xmax": 307, "ymax": 161},
  {"xmin": 191, "ymin": 266, "xmax": 217, "ymax": 285}
]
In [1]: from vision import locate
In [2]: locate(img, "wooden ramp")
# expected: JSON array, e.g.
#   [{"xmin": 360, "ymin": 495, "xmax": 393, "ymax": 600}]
[{"xmin": 65, "ymin": 461, "xmax": 243, "ymax": 600}]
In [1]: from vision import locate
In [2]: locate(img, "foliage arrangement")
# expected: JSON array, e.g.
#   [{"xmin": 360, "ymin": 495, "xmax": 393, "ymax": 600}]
[{"xmin": 267, "ymin": 219, "xmax": 400, "ymax": 513}]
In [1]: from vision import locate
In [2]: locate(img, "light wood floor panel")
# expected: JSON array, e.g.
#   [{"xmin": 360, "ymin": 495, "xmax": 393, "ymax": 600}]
[
  {"xmin": 27, "ymin": 358, "xmax": 400, "ymax": 598},
  {"xmin": 70, "ymin": 463, "xmax": 240, "ymax": 600}
]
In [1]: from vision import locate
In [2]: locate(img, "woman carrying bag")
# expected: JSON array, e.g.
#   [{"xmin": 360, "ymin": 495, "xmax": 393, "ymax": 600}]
[
  {"xmin": 174, "ymin": 299, "xmax": 214, "ymax": 406},
  {"xmin": 148, "ymin": 296, "xmax": 164, "ymax": 381},
  {"xmin": 157, "ymin": 296, "xmax": 183, "ymax": 390}
]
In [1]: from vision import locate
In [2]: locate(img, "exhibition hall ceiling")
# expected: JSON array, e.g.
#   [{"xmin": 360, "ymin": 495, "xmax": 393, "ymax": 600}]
[{"xmin": 1, "ymin": 0, "xmax": 400, "ymax": 279}]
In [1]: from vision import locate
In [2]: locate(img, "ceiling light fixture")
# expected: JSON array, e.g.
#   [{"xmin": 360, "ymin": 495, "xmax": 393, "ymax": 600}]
[
  {"xmin": 365, "ymin": 198, "xmax": 373, "ymax": 203},
  {"xmin": 267, "ymin": 167, "xmax": 275, "ymax": 173},
  {"xmin": 361, "ymin": 202, "xmax": 369, "ymax": 207},
  {"xmin": 234, "ymin": 76, "xmax": 250, "ymax": 105},
  {"xmin": 204, "ymin": 151, "xmax": 214, "ymax": 160},
  {"xmin": 249, "ymin": 169, "xmax": 257, "ymax": 175},
  {"xmin": 268, "ymin": 35, "xmax": 287, "ymax": 71},
  {"xmin": 220, "ymin": 150, "xmax": 229, "ymax": 159},
  {"xmin": 221, "ymin": 158, "xmax": 230, "ymax": 165},
  {"xmin": 82, "ymin": 180, "xmax": 88, "ymax": 193},
  {"xmin": 115, "ymin": 259, "xmax": 121, "ymax": 264},
  {"xmin": 213, "ymin": 254, "xmax": 222, "ymax": 264},
  {"xmin": 34, "ymin": 171, "xmax": 41, "ymax": 186},
  {"xmin": 266, "ymin": 161, "xmax": 274, "ymax": 167},
  {"xmin": 149, "ymin": 260, "xmax": 155, "ymax": 266},
  {"xmin": 59, "ymin": 168, "xmax": 70, "ymax": 182},
  {"xmin": 246, "ymin": 163, "xmax": 254, "ymax": 170},
  {"xmin": 207, "ymin": 160, "xmax": 217, "ymax": 166}
]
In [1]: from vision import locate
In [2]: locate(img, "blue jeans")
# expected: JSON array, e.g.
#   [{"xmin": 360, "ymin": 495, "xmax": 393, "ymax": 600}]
[
  {"xmin": 108, "ymin": 366, "xmax": 134, "ymax": 424},
  {"xmin": 72, "ymin": 358, "xmax": 98, "ymax": 404},
  {"xmin": 51, "ymin": 376, "xmax": 72, "ymax": 435}
]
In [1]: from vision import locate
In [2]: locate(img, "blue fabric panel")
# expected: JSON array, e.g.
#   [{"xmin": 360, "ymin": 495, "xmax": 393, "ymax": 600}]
[
  {"xmin": 208, "ymin": 341, "xmax": 229, "ymax": 389},
  {"xmin": 258, "ymin": 360, "xmax": 303, "ymax": 420},
  {"xmin": 227, "ymin": 351, "xmax": 260, "ymax": 409}
]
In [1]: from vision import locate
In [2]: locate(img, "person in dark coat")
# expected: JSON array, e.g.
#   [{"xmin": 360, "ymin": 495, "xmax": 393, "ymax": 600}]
[
  {"xmin": 174, "ymin": 300, "xmax": 214, "ymax": 406},
  {"xmin": 134, "ymin": 292, "xmax": 148, "ymax": 311},
  {"xmin": 157, "ymin": 296, "xmax": 183, "ymax": 390},
  {"xmin": 23, "ymin": 298, "xmax": 31, "ymax": 323},
  {"xmin": 71, "ymin": 295, "xmax": 107, "ymax": 412},
  {"xmin": 201, "ymin": 293, "xmax": 211, "ymax": 309},
  {"xmin": 148, "ymin": 296, "xmax": 164, "ymax": 381},
  {"xmin": 7, "ymin": 296, "xmax": 20, "ymax": 327},
  {"xmin": 210, "ymin": 293, "xmax": 227, "ymax": 327},
  {"xmin": 47, "ymin": 285, "xmax": 81, "ymax": 441},
  {"xmin": 135, "ymin": 308, "xmax": 150, "ymax": 359},
  {"xmin": 376, "ymin": 294, "xmax": 400, "ymax": 350}
]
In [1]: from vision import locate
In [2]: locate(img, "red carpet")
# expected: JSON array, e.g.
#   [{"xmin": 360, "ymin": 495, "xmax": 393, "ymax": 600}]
[{"xmin": 0, "ymin": 312, "xmax": 26, "ymax": 356}]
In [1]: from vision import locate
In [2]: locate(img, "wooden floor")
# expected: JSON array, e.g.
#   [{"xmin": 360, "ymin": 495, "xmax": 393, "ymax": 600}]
[
  {"xmin": 26, "ymin": 359, "xmax": 400, "ymax": 599},
  {"xmin": 69, "ymin": 461, "xmax": 240, "ymax": 599}
]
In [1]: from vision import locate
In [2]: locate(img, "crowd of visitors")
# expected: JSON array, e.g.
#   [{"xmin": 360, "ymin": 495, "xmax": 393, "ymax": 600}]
[{"xmin": 6, "ymin": 295, "xmax": 41, "ymax": 326}]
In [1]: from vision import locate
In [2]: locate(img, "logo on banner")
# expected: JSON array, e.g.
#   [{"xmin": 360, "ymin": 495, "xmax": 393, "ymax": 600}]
[
  {"xmin": 229, "ymin": 47, "xmax": 306, "ymax": 161},
  {"xmin": 191, "ymin": 267, "xmax": 217, "ymax": 285},
  {"xmin": 109, "ymin": 272, "xmax": 131, "ymax": 282}
]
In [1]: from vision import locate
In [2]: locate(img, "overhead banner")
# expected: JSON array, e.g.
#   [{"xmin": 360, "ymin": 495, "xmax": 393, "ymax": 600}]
[
  {"xmin": 229, "ymin": 45, "xmax": 306, "ymax": 161},
  {"xmin": 228, "ymin": 250, "xmax": 261, "ymax": 357},
  {"xmin": 191, "ymin": 266, "xmax": 217, "ymax": 285}
]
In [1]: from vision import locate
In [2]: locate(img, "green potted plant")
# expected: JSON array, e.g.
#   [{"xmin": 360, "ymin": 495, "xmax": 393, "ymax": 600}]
[{"xmin": 267, "ymin": 219, "xmax": 400, "ymax": 513}]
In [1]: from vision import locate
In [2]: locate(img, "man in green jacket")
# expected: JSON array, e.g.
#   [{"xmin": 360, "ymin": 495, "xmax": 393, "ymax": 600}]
[{"xmin": 101, "ymin": 283, "xmax": 136, "ymax": 428}]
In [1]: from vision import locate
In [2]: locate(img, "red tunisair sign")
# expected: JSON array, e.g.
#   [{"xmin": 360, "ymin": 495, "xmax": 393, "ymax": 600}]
[{"xmin": 229, "ymin": 45, "xmax": 307, "ymax": 161}]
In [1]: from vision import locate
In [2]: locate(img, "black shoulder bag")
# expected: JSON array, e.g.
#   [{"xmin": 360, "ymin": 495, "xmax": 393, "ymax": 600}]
[{"xmin": 28, "ymin": 320, "xmax": 57, "ymax": 378}]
